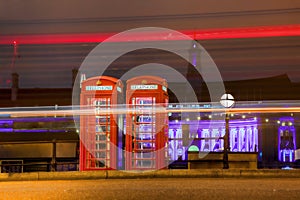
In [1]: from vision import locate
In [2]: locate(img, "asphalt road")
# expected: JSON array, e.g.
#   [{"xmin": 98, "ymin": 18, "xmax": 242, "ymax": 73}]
[{"xmin": 1, "ymin": 178, "xmax": 300, "ymax": 200}]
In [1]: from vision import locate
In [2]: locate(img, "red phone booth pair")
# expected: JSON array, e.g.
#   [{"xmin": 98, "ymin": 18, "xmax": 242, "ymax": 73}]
[{"xmin": 80, "ymin": 75, "xmax": 169, "ymax": 171}]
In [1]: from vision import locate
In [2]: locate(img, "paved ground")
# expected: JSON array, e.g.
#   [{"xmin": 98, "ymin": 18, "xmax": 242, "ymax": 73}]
[{"xmin": 0, "ymin": 178, "xmax": 300, "ymax": 200}]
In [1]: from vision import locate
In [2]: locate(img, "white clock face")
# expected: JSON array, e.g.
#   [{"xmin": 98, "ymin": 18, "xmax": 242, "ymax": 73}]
[{"xmin": 220, "ymin": 94, "xmax": 235, "ymax": 108}]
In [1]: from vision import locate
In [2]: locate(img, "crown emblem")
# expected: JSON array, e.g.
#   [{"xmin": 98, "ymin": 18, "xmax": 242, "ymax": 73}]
[
  {"xmin": 141, "ymin": 80, "xmax": 147, "ymax": 84},
  {"xmin": 96, "ymin": 80, "xmax": 102, "ymax": 85}
]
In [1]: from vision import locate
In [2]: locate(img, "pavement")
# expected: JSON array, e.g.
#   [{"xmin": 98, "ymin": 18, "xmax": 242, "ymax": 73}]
[{"xmin": 1, "ymin": 169, "xmax": 300, "ymax": 181}]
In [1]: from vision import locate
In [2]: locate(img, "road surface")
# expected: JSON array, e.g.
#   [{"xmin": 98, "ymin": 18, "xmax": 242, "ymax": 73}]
[{"xmin": 1, "ymin": 178, "xmax": 300, "ymax": 200}]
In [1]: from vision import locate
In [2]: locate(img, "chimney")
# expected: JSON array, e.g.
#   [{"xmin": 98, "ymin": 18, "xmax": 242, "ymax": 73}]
[
  {"xmin": 72, "ymin": 68, "xmax": 78, "ymax": 87},
  {"xmin": 11, "ymin": 73, "xmax": 19, "ymax": 101}
]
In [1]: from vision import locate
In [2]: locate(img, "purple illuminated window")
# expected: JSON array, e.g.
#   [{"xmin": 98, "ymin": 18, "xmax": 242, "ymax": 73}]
[
  {"xmin": 168, "ymin": 118, "xmax": 258, "ymax": 161},
  {"xmin": 278, "ymin": 117, "xmax": 296, "ymax": 162}
]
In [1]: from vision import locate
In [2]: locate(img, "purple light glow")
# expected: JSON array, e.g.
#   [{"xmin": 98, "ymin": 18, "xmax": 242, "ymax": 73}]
[
  {"xmin": 278, "ymin": 117, "xmax": 296, "ymax": 162},
  {"xmin": 0, "ymin": 117, "xmax": 75, "ymax": 133},
  {"xmin": 0, "ymin": 120, "xmax": 13, "ymax": 126},
  {"xmin": 13, "ymin": 129, "xmax": 68, "ymax": 133},
  {"xmin": 0, "ymin": 128, "xmax": 13, "ymax": 132},
  {"xmin": 168, "ymin": 118, "xmax": 258, "ymax": 161}
]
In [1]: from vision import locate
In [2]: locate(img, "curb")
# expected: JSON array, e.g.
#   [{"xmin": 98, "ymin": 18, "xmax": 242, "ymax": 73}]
[{"xmin": 1, "ymin": 169, "xmax": 300, "ymax": 181}]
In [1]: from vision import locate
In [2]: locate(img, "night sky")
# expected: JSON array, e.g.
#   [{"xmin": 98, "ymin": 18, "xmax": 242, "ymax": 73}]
[{"xmin": 0, "ymin": 0, "xmax": 299, "ymax": 88}]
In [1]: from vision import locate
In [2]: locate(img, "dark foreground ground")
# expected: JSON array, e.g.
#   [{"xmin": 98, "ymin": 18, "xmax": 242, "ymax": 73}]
[{"xmin": 0, "ymin": 178, "xmax": 300, "ymax": 200}]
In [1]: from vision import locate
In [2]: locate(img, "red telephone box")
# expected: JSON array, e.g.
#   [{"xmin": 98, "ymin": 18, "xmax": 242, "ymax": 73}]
[
  {"xmin": 80, "ymin": 76, "xmax": 123, "ymax": 170},
  {"xmin": 125, "ymin": 76, "xmax": 169, "ymax": 170}
]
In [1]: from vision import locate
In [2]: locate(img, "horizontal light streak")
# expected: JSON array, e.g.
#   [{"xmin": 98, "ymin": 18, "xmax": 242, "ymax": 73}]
[
  {"xmin": 1, "ymin": 106, "xmax": 300, "ymax": 118},
  {"xmin": 0, "ymin": 24, "xmax": 299, "ymax": 45}
]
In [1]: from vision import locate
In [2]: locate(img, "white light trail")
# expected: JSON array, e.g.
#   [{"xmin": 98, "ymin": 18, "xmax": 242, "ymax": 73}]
[{"xmin": 0, "ymin": 101, "xmax": 300, "ymax": 118}]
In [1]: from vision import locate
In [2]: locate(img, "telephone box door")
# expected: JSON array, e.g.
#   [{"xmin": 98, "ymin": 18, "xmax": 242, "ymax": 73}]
[
  {"xmin": 125, "ymin": 76, "xmax": 168, "ymax": 170},
  {"xmin": 80, "ymin": 76, "xmax": 123, "ymax": 171}
]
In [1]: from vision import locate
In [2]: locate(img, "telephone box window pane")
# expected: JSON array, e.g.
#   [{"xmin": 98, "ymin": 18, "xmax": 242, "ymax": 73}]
[
  {"xmin": 96, "ymin": 125, "xmax": 110, "ymax": 132},
  {"xmin": 98, "ymin": 135, "xmax": 107, "ymax": 141},
  {"xmin": 99, "ymin": 143, "xmax": 107, "ymax": 149},
  {"xmin": 137, "ymin": 142, "xmax": 154, "ymax": 150},
  {"xmin": 96, "ymin": 160, "xmax": 106, "ymax": 167},
  {"xmin": 139, "ymin": 124, "xmax": 153, "ymax": 132},
  {"xmin": 96, "ymin": 116, "xmax": 110, "ymax": 123},
  {"xmin": 94, "ymin": 99, "xmax": 106, "ymax": 106},
  {"xmin": 95, "ymin": 143, "xmax": 106, "ymax": 150},
  {"xmin": 138, "ymin": 115, "xmax": 153, "ymax": 123},
  {"xmin": 97, "ymin": 152, "xmax": 106, "ymax": 158},
  {"xmin": 136, "ymin": 133, "xmax": 154, "ymax": 140},
  {"xmin": 136, "ymin": 97, "xmax": 153, "ymax": 105}
]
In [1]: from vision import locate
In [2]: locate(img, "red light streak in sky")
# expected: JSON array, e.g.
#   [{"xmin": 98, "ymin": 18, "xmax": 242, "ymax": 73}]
[{"xmin": 0, "ymin": 25, "xmax": 299, "ymax": 45}]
